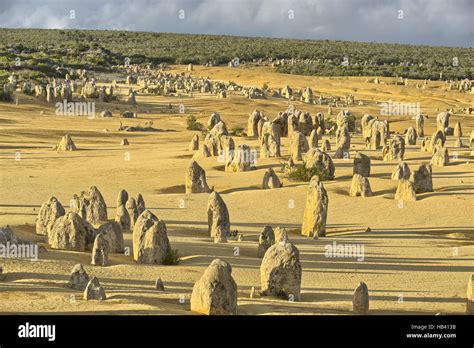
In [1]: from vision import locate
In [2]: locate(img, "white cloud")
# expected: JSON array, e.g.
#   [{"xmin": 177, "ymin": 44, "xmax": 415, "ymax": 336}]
[{"xmin": 0, "ymin": 0, "xmax": 472, "ymax": 47}]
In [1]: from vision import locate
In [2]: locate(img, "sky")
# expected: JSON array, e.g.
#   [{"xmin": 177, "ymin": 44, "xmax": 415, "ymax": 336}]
[{"xmin": 0, "ymin": 0, "xmax": 472, "ymax": 47}]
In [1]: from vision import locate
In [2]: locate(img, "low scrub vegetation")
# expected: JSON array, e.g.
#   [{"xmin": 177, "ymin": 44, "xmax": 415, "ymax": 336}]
[{"xmin": 0, "ymin": 29, "xmax": 472, "ymax": 83}]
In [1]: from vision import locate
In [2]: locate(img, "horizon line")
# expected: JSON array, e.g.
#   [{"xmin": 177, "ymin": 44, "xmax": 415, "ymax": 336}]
[{"xmin": 0, "ymin": 27, "xmax": 472, "ymax": 50}]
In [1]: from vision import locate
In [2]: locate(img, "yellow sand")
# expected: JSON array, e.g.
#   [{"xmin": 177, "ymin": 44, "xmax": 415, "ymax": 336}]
[{"xmin": 0, "ymin": 65, "xmax": 473, "ymax": 314}]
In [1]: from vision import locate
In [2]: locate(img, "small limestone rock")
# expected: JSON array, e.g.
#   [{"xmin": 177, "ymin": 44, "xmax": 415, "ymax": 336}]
[
  {"xmin": 49, "ymin": 212, "xmax": 93, "ymax": 251},
  {"xmin": 436, "ymin": 111, "xmax": 450, "ymax": 133},
  {"xmin": 334, "ymin": 124, "xmax": 351, "ymax": 159},
  {"xmin": 91, "ymin": 233, "xmax": 109, "ymax": 266},
  {"xmin": 127, "ymin": 91, "xmax": 137, "ymax": 106},
  {"xmin": 350, "ymin": 174, "xmax": 372, "ymax": 197},
  {"xmin": 361, "ymin": 114, "xmax": 375, "ymax": 143},
  {"xmin": 274, "ymin": 227, "xmax": 289, "ymax": 243},
  {"xmin": 207, "ymin": 191, "xmax": 230, "ymax": 239},
  {"xmin": 84, "ymin": 276, "xmax": 106, "ymax": 301},
  {"xmin": 260, "ymin": 131, "xmax": 281, "ymax": 158},
  {"xmin": 117, "ymin": 190, "xmax": 129, "ymax": 206},
  {"xmin": 155, "ymin": 276, "xmax": 165, "ymax": 291},
  {"xmin": 95, "ymin": 221, "xmax": 124, "ymax": 253},
  {"xmin": 395, "ymin": 179, "xmax": 417, "ymax": 202},
  {"xmin": 289, "ymin": 131, "xmax": 309, "ymax": 162},
  {"xmin": 430, "ymin": 130, "xmax": 446, "ymax": 152},
  {"xmin": 298, "ymin": 111, "xmax": 313, "ymax": 135},
  {"xmin": 410, "ymin": 164, "xmax": 433, "ymax": 193},
  {"xmin": 193, "ymin": 143, "xmax": 211, "ymax": 160},
  {"xmin": 126, "ymin": 197, "xmax": 139, "ymax": 229},
  {"xmin": 136, "ymin": 194, "xmax": 146, "ymax": 216},
  {"xmin": 382, "ymin": 135, "xmax": 405, "ymax": 161},
  {"xmin": 115, "ymin": 204, "xmax": 131, "ymax": 234},
  {"xmin": 369, "ymin": 120, "xmax": 388, "ymax": 150},
  {"xmin": 260, "ymin": 237, "xmax": 302, "ymax": 301},
  {"xmin": 189, "ymin": 134, "xmax": 199, "ymax": 151},
  {"xmin": 454, "ymin": 122, "xmax": 462, "ymax": 137},
  {"xmin": 405, "ymin": 127, "xmax": 417, "ymax": 145},
  {"xmin": 71, "ymin": 196, "xmax": 86, "ymax": 221},
  {"xmin": 225, "ymin": 144, "xmax": 255, "ymax": 172},
  {"xmin": 353, "ymin": 152, "xmax": 371, "ymax": 177},
  {"xmin": 287, "ymin": 114, "xmax": 298, "ymax": 138},
  {"xmin": 65, "ymin": 264, "xmax": 89, "ymax": 290},
  {"xmin": 301, "ymin": 176, "xmax": 329, "ymax": 238},
  {"xmin": 247, "ymin": 110, "xmax": 262, "ymax": 137},
  {"xmin": 213, "ymin": 225, "xmax": 228, "ymax": 244},
  {"xmin": 190, "ymin": 259, "xmax": 237, "ymax": 315},
  {"xmin": 321, "ymin": 139, "xmax": 331, "ymax": 152},
  {"xmin": 207, "ymin": 112, "xmax": 221, "ymax": 129},
  {"xmin": 53, "ymin": 134, "xmax": 77, "ymax": 151},
  {"xmin": 420, "ymin": 137, "xmax": 431, "ymax": 153},
  {"xmin": 121, "ymin": 110, "xmax": 136, "ymax": 119},
  {"xmin": 305, "ymin": 148, "xmax": 335, "ymax": 179},
  {"xmin": 132, "ymin": 210, "xmax": 171, "ymax": 264},
  {"xmin": 262, "ymin": 168, "xmax": 282, "ymax": 189},
  {"xmin": 36, "ymin": 196, "xmax": 65, "ymax": 236},
  {"xmin": 308, "ymin": 129, "xmax": 319, "ymax": 149},
  {"xmin": 316, "ymin": 126, "xmax": 323, "ymax": 138},
  {"xmin": 431, "ymin": 144, "xmax": 449, "ymax": 167},
  {"xmin": 353, "ymin": 282, "xmax": 369, "ymax": 314},
  {"xmin": 257, "ymin": 225, "xmax": 275, "ymax": 258},
  {"xmin": 186, "ymin": 161, "xmax": 211, "ymax": 194},
  {"xmin": 391, "ymin": 161, "xmax": 411, "ymax": 181},
  {"xmin": 79, "ymin": 186, "xmax": 108, "ymax": 226},
  {"xmin": 415, "ymin": 114, "xmax": 425, "ymax": 137}
]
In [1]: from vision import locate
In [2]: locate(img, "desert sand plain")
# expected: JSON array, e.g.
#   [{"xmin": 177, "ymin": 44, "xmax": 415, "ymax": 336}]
[{"xmin": 0, "ymin": 65, "xmax": 473, "ymax": 314}]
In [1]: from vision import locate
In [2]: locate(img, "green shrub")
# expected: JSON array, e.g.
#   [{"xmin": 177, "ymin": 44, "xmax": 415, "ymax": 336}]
[
  {"xmin": 162, "ymin": 248, "xmax": 181, "ymax": 265},
  {"xmin": 287, "ymin": 163, "xmax": 334, "ymax": 182},
  {"xmin": 324, "ymin": 119, "xmax": 337, "ymax": 134},
  {"xmin": 230, "ymin": 126, "xmax": 245, "ymax": 136},
  {"xmin": 186, "ymin": 115, "xmax": 203, "ymax": 131}
]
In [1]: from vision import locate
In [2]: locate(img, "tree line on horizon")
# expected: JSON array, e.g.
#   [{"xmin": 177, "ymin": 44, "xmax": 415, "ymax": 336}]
[{"xmin": 0, "ymin": 28, "xmax": 472, "ymax": 83}]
